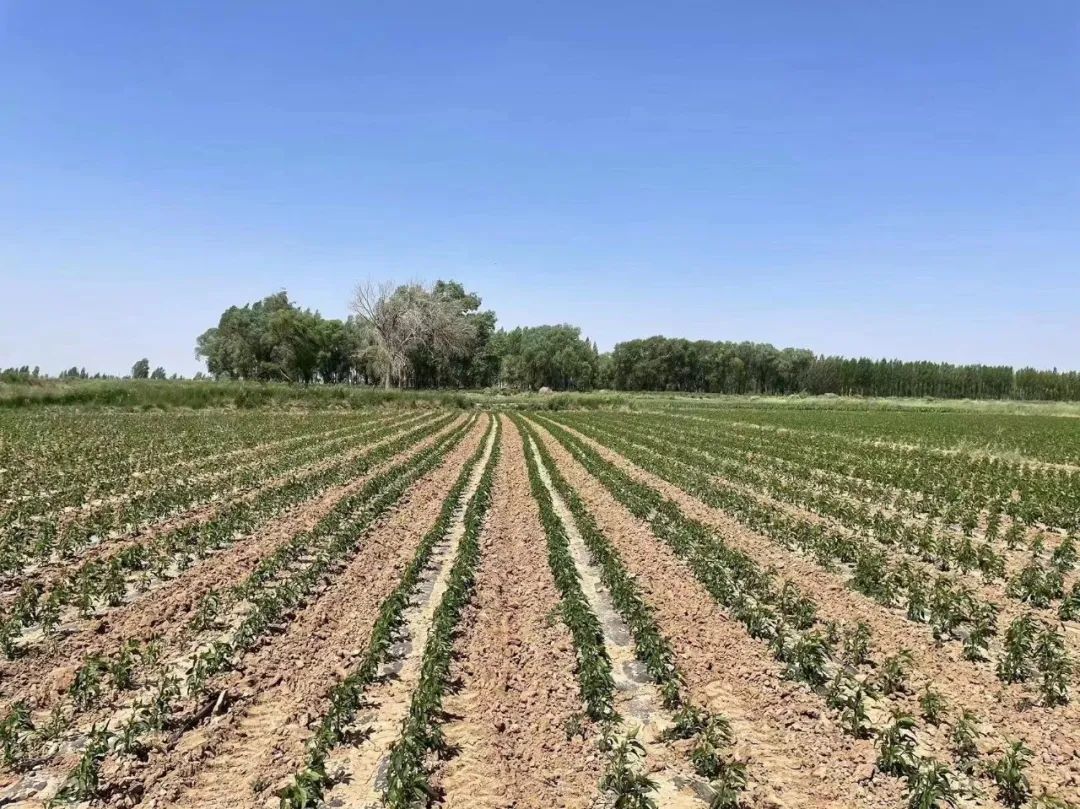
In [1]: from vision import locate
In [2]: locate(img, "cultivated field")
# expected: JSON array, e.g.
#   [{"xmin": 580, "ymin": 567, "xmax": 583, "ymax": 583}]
[{"xmin": 0, "ymin": 402, "xmax": 1078, "ymax": 808}]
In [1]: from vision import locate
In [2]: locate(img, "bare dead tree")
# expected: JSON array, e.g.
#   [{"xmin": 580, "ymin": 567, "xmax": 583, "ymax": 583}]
[
  {"xmin": 352, "ymin": 280, "xmax": 411, "ymax": 388},
  {"xmin": 350, "ymin": 280, "xmax": 477, "ymax": 389}
]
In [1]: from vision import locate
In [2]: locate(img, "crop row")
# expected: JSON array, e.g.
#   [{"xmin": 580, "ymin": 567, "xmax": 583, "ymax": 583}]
[
  {"xmin": 558, "ymin": 413, "xmax": 1074, "ymax": 703},
  {"xmin": 0, "ymin": 410, "xmax": 389, "ymax": 526},
  {"xmin": 0, "ymin": 410, "xmax": 431, "ymax": 578},
  {"xmin": 611, "ymin": 411, "xmax": 1026, "ymax": 540},
  {"xmin": 277, "ymin": 415, "xmax": 498, "ymax": 808},
  {"xmin": 517, "ymin": 415, "xmax": 746, "ymax": 808},
  {"xmin": 516, "ymin": 417, "xmax": 615, "ymax": 722},
  {"xmin": 0, "ymin": 412, "xmax": 455, "ymax": 659},
  {"xmin": 380, "ymin": 416, "xmax": 500, "ymax": 807},
  {"xmin": 666, "ymin": 404, "xmax": 1080, "ymax": 466},
  {"xmin": 654, "ymin": 409, "xmax": 1079, "ymax": 532},
  {"xmin": 577, "ymin": 413, "xmax": 1080, "ymax": 625},
  {"xmin": 535, "ymin": 416, "xmax": 1075, "ymax": 809},
  {"xmin": 1, "ymin": 416, "xmax": 475, "ymax": 802}
]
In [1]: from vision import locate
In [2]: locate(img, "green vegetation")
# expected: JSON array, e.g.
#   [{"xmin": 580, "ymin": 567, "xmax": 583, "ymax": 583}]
[
  {"xmin": 381, "ymin": 418, "xmax": 501, "ymax": 807},
  {"xmin": 517, "ymin": 419, "xmax": 616, "ymax": 721},
  {"xmin": 7, "ymin": 278, "xmax": 1080, "ymax": 401},
  {"xmin": 610, "ymin": 335, "xmax": 1080, "ymax": 400},
  {"xmin": 517, "ymin": 415, "xmax": 745, "ymax": 807},
  {"xmin": 0, "ymin": 412, "xmax": 447, "ymax": 654},
  {"xmin": 3, "ymin": 390, "xmax": 1080, "ymax": 808},
  {"xmin": 0, "ymin": 378, "xmax": 471, "ymax": 410},
  {"xmin": 195, "ymin": 285, "xmax": 601, "ymax": 391},
  {"xmin": 278, "ymin": 417, "xmax": 497, "ymax": 808},
  {"xmin": 38, "ymin": 419, "xmax": 473, "ymax": 797}
]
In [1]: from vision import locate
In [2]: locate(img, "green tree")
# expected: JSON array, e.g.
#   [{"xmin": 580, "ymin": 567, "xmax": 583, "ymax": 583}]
[
  {"xmin": 493, "ymin": 324, "xmax": 598, "ymax": 390},
  {"xmin": 131, "ymin": 358, "xmax": 150, "ymax": 379},
  {"xmin": 196, "ymin": 291, "xmax": 328, "ymax": 383}
]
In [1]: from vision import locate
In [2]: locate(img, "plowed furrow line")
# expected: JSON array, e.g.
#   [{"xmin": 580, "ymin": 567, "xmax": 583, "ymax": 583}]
[
  {"xmin": 548, "ymin": 419, "xmax": 1080, "ymax": 803},
  {"xmin": 1, "ymin": 417, "xmax": 476, "ymax": 806},
  {"xmin": 527, "ymin": 417, "xmax": 904, "ymax": 809},
  {"xmin": 0, "ymin": 415, "xmax": 462, "ymax": 710},
  {"xmin": 316, "ymin": 415, "xmax": 497, "ymax": 807},
  {"xmin": 523, "ymin": 429, "xmax": 710, "ymax": 808},
  {"xmin": 131, "ymin": 416, "xmax": 492, "ymax": 809},
  {"xmin": 434, "ymin": 418, "xmax": 604, "ymax": 809},
  {"xmin": 0, "ymin": 410, "xmax": 431, "ymax": 600},
  {"xmin": 48, "ymin": 416, "xmax": 396, "ymax": 532},
  {"xmin": 576, "ymin": 418, "xmax": 1080, "ymax": 656}
]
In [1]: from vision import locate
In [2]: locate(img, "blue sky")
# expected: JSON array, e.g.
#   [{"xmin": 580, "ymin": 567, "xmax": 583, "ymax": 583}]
[{"xmin": 1, "ymin": 1, "xmax": 1077, "ymax": 377}]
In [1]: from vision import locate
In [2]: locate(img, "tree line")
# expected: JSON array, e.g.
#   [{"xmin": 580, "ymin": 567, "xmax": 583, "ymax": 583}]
[
  {"xmin": 6, "ymin": 279, "xmax": 1077, "ymax": 401},
  {"xmin": 608, "ymin": 336, "xmax": 1080, "ymax": 401},
  {"xmin": 0, "ymin": 365, "xmax": 180, "ymax": 384},
  {"xmin": 189, "ymin": 283, "xmax": 1080, "ymax": 401},
  {"xmin": 194, "ymin": 284, "xmax": 600, "ymax": 391}
]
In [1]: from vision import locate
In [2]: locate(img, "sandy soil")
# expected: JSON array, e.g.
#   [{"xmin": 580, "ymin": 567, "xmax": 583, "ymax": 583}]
[
  {"xmin": 529, "ymin": 417, "xmax": 906, "ymax": 809},
  {"xmin": 0, "ymin": 411, "xmax": 435, "ymax": 611},
  {"xmin": 0, "ymin": 415, "xmax": 464, "ymax": 713},
  {"xmin": 579, "ymin": 420, "xmax": 1080, "ymax": 657},
  {"xmin": 647, "ymin": 410, "xmax": 1080, "ymax": 473},
  {"xmin": 526, "ymin": 433, "xmax": 708, "ymax": 808},
  {"xmin": 48, "ymin": 416, "xmax": 402, "ymax": 531},
  {"xmin": 319, "ymin": 416, "xmax": 498, "ymax": 806},
  {"xmin": 545, "ymin": 419, "xmax": 1080, "ymax": 802},
  {"xmin": 434, "ymin": 417, "xmax": 606, "ymax": 809},
  {"xmin": 122, "ymin": 415, "xmax": 490, "ymax": 809}
]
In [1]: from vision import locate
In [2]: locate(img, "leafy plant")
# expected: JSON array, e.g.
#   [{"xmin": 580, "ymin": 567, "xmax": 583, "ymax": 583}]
[
  {"xmin": 54, "ymin": 723, "xmax": 110, "ymax": 803},
  {"xmin": 70, "ymin": 655, "xmax": 107, "ymax": 709},
  {"xmin": 0, "ymin": 701, "xmax": 33, "ymax": 768},
  {"xmin": 907, "ymin": 760, "xmax": 960, "ymax": 809},
  {"xmin": 1060, "ymin": 582, "xmax": 1080, "ymax": 622},
  {"xmin": 949, "ymin": 710, "xmax": 981, "ymax": 774},
  {"xmin": 1051, "ymin": 535, "xmax": 1078, "ymax": 573},
  {"xmin": 877, "ymin": 709, "xmax": 918, "ymax": 777},
  {"xmin": 664, "ymin": 704, "xmax": 707, "ymax": 741},
  {"xmin": 842, "ymin": 621, "xmax": 872, "ymax": 666},
  {"xmin": 689, "ymin": 716, "xmax": 736, "ymax": 778},
  {"xmin": 827, "ymin": 671, "xmax": 871, "ymax": 739},
  {"xmin": 989, "ymin": 741, "xmax": 1032, "ymax": 809},
  {"xmin": 1034, "ymin": 624, "xmax": 1071, "ymax": 706},
  {"xmin": 919, "ymin": 686, "xmax": 947, "ymax": 726},
  {"xmin": 788, "ymin": 632, "xmax": 830, "ymax": 687},
  {"xmin": 709, "ymin": 760, "xmax": 748, "ymax": 809},
  {"xmin": 277, "ymin": 753, "xmax": 328, "ymax": 808},
  {"xmin": 109, "ymin": 641, "xmax": 139, "ymax": 691},
  {"xmin": 997, "ymin": 614, "xmax": 1037, "ymax": 683},
  {"xmin": 599, "ymin": 727, "xmax": 657, "ymax": 809},
  {"xmin": 963, "ymin": 602, "xmax": 997, "ymax": 662},
  {"xmin": 877, "ymin": 650, "xmax": 913, "ymax": 695}
]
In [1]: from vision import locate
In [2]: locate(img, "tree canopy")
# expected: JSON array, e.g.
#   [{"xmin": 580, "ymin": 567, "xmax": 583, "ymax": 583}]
[
  {"xmin": 194, "ymin": 285, "xmax": 605, "ymax": 392},
  {"xmin": 494, "ymin": 325, "xmax": 599, "ymax": 391},
  {"xmin": 195, "ymin": 292, "xmax": 368, "ymax": 384},
  {"xmin": 185, "ymin": 284, "xmax": 1080, "ymax": 401}
]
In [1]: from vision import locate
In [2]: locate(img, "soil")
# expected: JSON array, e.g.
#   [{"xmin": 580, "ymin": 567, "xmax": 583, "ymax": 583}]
[
  {"xmin": 319, "ymin": 416, "xmax": 497, "ymax": 806},
  {"xmin": 125, "ymin": 415, "xmax": 490, "ymax": 809},
  {"xmin": 434, "ymin": 417, "xmax": 606, "ymax": 809},
  {"xmin": 3, "ymin": 406, "xmax": 1076, "ymax": 809},
  {"xmin": 0, "ymin": 414, "xmax": 465, "ymax": 713},
  {"xmin": 528, "ymin": 417, "xmax": 907, "ymax": 809},
  {"xmin": 544, "ymin": 419, "xmax": 1080, "ymax": 802},
  {"xmin": 0, "ymin": 411, "xmax": 434, "ymax": 610},
  {"xmin": 526, "ymin": 433, "xmax": 707, "ymax": 808}
]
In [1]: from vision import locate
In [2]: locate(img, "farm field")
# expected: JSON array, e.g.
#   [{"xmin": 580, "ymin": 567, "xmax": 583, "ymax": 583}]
[{"xmin": 0, "ymin": 402, "xmax": 1078, "ymax": 809}]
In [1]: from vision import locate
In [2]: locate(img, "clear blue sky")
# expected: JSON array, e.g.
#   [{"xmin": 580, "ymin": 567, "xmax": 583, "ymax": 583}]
[{"xmin": 1, "ymin": 1, "xmax": 1077, "ymax": 377}]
